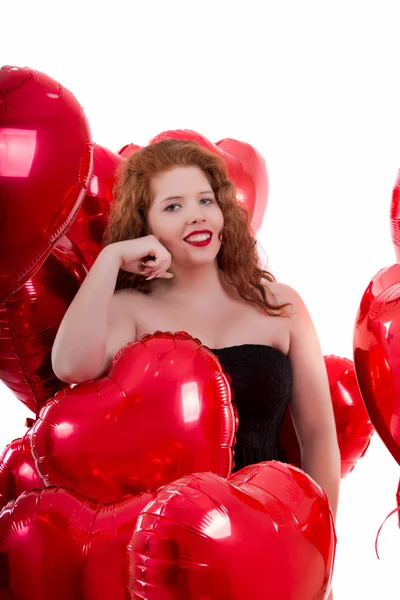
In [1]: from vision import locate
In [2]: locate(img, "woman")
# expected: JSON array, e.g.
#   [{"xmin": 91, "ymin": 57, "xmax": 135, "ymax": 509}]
[{"xmin": 51, "ymin": 139, "xmax": 341, "ymax": 525}]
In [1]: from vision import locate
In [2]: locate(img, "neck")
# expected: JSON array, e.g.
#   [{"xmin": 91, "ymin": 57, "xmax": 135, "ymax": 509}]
[{"xmin": 151, "ymin": 261, "xmax": 230, "ymax": 300}]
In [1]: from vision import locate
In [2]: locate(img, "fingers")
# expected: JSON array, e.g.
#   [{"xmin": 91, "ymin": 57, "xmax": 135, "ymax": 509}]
[
  {"xmin": 140, "ymin": 258, "xmax": 173, "ymax": 281},
  {"xmin": 145, "ymin": 270, "xmax": 173, "ymax": 281},
  {"xmin": 146, "ymin": 273, "xmax": 173, "ymax": 281}
]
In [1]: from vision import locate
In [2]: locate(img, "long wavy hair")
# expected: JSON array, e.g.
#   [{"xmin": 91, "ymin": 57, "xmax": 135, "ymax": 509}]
[{"xmin": 103, "ymin": 139, "xmax": 289, "ymax": 316}]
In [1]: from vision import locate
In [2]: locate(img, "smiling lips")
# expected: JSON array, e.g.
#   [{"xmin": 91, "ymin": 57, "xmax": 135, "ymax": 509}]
[{"xmin": 184, "ymin": 230, "xmax": 213, "ymax": 247}]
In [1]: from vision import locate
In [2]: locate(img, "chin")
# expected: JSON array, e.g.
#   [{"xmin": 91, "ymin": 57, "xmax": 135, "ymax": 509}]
[
  {"xmin": 192, "ymin": 256, "xmax": 219, "ymax": 267},
  {"xmin": 179, "ymin": 252, "xmax": 217, "ymax": 266}
]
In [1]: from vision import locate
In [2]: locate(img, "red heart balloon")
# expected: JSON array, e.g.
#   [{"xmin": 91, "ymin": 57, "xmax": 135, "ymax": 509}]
[
  {"xmin": 119, "ymin": 142, "xmax": 142, "ymax": 158},
  {"xmin": 0, "ymin": 242, "xmax": 88, "ymax": 413},
  {"xmin": 390, "ymin": 169, "xmax": 400, "ymax": 262},
  {"xmin": 128, "ymin": 462, "xmax": 335, "ymax": 600},
  {"xmin": 0, "ymin": 428, "xmax": 43, "ymax": 511},
  {"xmin": 396, "ymin": 478, "xmax": 400, "ymax": 528},
  {"xmin": 66, "ymin": 142, "xmax": 124, "ymax": 270},
  {"xmin": 354, "ymin": 263, "xmax": 400, "ymax": 465},
  {"xmin": 31, "ymin": 332, "xmax": 236, "ymax": 503},
  {"xmin": 215, "ymin": 137, "xmax": 268, "ymax": 235},
  {"xmin": 0, "ymin": 141, "xmax": 123, "ymax": 412},
  {"xmin": 279, "ymin": 355, "xmax": 374, "ymax": 477},
  {"xmin": 0, "ymin": 588, "xmax": 15, "ymax": 599},
  {"xmin": 118, "ymin": 129, "xmax": 268, "ymax": 234},
  {"xmin": 0, "ymin": 65, "xmax": 93, "ymax": 302},
  {"xmin": 0, "ymin": 487, "xmax": 154, "ymax": 600}
]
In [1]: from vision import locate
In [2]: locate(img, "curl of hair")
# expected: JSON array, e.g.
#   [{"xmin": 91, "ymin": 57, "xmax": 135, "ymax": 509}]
[{"xmin": 103, "ymin": 139, "xmax": 289, "ymax": 316}]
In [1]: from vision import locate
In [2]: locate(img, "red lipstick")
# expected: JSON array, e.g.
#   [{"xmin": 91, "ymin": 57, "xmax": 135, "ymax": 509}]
[{"xmin": 183, "ymin": 230, "xmax": 212, "ymax": 247}]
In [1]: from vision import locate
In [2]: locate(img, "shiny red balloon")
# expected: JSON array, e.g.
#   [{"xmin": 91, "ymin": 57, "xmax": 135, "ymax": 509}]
[
  {"xmin": 0, "ymin": 65, "xmax": 93, "ymax": 303},
  {"xmin": 0, "ymin": 141, "xmax": 123, "ymax": 412},
  {"xmin": 31, "ymin": 332, "xmax": 236, "ymax": 503},
  {"xmin": 397, "ymin": 478, "xmax": 400, "ymax": 529},
  {"xmin": 0, "ymin": 241, "xmax": 87, "ymax": 413},
  {"xmin": 354, "ymin": 263, "xmax": 400, "ymax": 465},
  {"xmin": 119, "ymin": 142, "xmax": 142, "ymax": 158},
  {"xmin": 0, "ymin": 588, "xmax": 15, "ymax": 599},
  {"xmin": 66, "ymin": 142, "xmax": 124, "ymax": 269},
  {"xmin": 128, "ymin": 461, "xmax": 335, "ymax": 600},
  {"xmin": 0, "ymin": 487, "xmax": 154, "ymax": 600},
  {"xmin": 118, "ymin": 129, "xmax": 269, "ymax": 234},
  {"xmin": 280, "ymin": 355, "xmax": 374, "ymax": 477},
  {"xmin": 390, "ymin": 170, "xmax": 400, "ymax": 261},
  {"xmin": 0, "ymin": 429, "xmax": 43, "ymax": 511}
]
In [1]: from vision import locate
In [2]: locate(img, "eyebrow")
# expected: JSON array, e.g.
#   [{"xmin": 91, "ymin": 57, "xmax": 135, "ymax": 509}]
[{"xmin": 160, "ymin": 190, "xmax": 215, "ymax": 203}]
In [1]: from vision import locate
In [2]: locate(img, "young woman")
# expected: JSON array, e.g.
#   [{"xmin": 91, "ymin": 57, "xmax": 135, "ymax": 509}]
[{"xmin": 52, "ymin": 139, "xmax": 341, "ymax": 524}]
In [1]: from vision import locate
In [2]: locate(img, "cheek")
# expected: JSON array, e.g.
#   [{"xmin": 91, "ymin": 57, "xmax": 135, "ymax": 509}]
[{"xmin": 146, "ymin": 212, "xmax": 165, "ymax": 238}]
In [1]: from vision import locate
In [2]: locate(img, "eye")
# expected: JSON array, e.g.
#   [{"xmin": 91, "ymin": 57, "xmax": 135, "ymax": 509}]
[
  {"xmin": 200, "ymin": 197, "xmax": 214, "ymax": 204},
  {"xmin": 164, "ymin": 203, "xmax": 181, "ymax": 212}
]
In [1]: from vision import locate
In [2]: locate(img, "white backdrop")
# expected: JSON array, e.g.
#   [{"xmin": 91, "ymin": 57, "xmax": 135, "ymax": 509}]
[{"xmin": 1, "ymin": 1, "xmax": 400, "ymax": 598}]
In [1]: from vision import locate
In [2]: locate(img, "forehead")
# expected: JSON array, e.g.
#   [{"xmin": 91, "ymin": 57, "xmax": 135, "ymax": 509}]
[{"xmin": 152, "ymin": 166, "xmax": 212, "ymax": 200}]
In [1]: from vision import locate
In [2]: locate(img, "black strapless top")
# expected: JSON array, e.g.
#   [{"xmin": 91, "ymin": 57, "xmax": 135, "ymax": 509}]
[{"xmin": 211, "ymin": 344, "xmax": 293, "ymax": 473}]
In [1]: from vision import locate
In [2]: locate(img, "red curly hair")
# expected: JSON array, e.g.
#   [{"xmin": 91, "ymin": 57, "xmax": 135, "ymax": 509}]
[{"xmin": 103, "ymin": 139, "xmax": 289, "ymax": 316}]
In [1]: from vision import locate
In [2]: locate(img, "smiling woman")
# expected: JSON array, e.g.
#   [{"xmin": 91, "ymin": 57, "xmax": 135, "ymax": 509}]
[
  {"xmin": 51, "ymin": 139, "xmax": 341, "ymax": 563},
  {"xmin": 147, "ymin": 166, "xmax": 223, "ymax": 260},
  {"xmin": 102, "ymin": 139, "xmax": 286, "ymax": 314}
]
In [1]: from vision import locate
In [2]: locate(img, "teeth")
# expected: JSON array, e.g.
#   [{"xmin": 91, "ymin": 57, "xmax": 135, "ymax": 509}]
[{"xmin": 186, "ymin": 233, "xmax": 211, "ymax": 242}]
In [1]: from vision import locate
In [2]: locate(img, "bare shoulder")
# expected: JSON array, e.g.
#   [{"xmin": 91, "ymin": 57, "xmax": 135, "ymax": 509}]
[
  {"xmin": 262, "ymin": 281, "xmax": 306, "ymax": 316},
  {"xmin": 262, "ymin": 280, "xmax": 322, "ymax": 361},
  {"xmin": 112, "ymin": 287, "xmax": 147, "ymax": 307},
  {"xmin": 107, "ymin": 288, "xmax": 149, "ymax": 336},
  {"xmin": 100, "ymin": 288, "xmax": 145, "ymax": 375}
]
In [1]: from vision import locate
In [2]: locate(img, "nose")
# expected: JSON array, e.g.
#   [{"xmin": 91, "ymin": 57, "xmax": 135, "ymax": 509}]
[
  {"xmin": 188, "ymin": 215, "xmax": 206, "ymax": 224},
  {"xmin": 187, "ymin": 210, "xmax": 207, "ymax": 225},
  {"xmin": 185, "ymin": 198, "xmax": 208, "ymax": 225}
]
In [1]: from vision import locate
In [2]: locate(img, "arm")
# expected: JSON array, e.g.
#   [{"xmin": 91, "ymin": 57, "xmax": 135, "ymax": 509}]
[
  {"xmin": 51, "ymin": 246, "xmax": 133, "ymax": 383},
  {"xmin": 284, "ymin": 285, "xmax": 341, "ymax": 521},
  {"xmin": 51, "ymin": 235, "xmax": 172, "ymax": 384}
]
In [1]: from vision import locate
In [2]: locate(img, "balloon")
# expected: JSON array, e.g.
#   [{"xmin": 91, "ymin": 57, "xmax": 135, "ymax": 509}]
[
  {"xmin": 397, "ymin": 478, "xmax": 400, "ymax": 528},
  {"xmin": 0, "ymin": 239, "xmax": 88, "ymax": 413},
  {"xmin": 353, "ymin": 263, "xmax": 400, "ymax": 465},
  {"xmin": 128, "ymin": 461, "xmax": 335, "ymax": 600},
  {"xmin": 390, "ymin": 170, "xmax": 400, "ymax": 261},
  {"xmin": 66, "ymin": 142, "xmax": 124, "ymax": 269},
  {"xmin": 31, "ymin": 331, "xmax": 236, "ymax": 503},
  {"xmin": 0, "ymin": 428, "xmax": 43, "ymax": 511},
  {"xmin": 119, "ymin": 143, "xmax": 142, "ymax": 158},
  {"xmin": 0, "ymin": 65, "xmax": 93, "ymax": 303},
  {"xmin": 0, "ymin": 141, "xmax": 123, "ymax": 412},
  {"xmin": 216, "ymin": 137, "xmax": 268, "ymax": 235},
  {"xmin": 118, "ymin": 129, "xmax": 269, "ymax": 234},
  {"xmin": 279, "ymin": 355, "xmax": 374, "ymax": 477},
  {"xmin": 0, "ymin": 487, "xmax": 154, "ymax": 600},
  {"xmin": 0, "ymin": 588, "xmax": 16, "ymax": 599}
]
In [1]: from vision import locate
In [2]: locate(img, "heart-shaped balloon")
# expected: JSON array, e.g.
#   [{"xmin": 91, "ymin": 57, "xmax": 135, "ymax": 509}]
[
  {"xmin": 128, "ymin": 461, "xmax": 335, "ymax": 600},
  {"xmin": 0, "ymin": 486, "xmax": 154, "ymax": 600},
  {"xmin": 279, "ymin": 355, "xmax": 374, "ymax": 477},
  {"xmin": 118, "ymin": 129, "xmax": 268, "ymax": 234},
  {"xmin": 396, "ymin": 478, "xmax": 400, "ymax": 528},
  {"xmin": 0, "ymin": 65, "xmax": 93, "ymax": 303},
  {"xmin": 66, "ymin": 142, "xmax": 124, "ymax": 270},
  {"xmin": 0, "ymin": 242, "xmax": 88, "ymax": 414},
  {"xmin": 390, "ymin": 170, "xmax": 400, "ymax": 262},
  {"xmin": 31, "ymin": 331, "xmax": 236, "ymax": 503},
  {"xmin": 0, "ymin": 428, "xmax": 43, "ymax": 511},
  {"xmin": 353, "ymin": 263, "xmax": 400, "ymax": 465},
  {"xmin": 0, "ymin": 140, "xmax": 124, "ymax": 412}
]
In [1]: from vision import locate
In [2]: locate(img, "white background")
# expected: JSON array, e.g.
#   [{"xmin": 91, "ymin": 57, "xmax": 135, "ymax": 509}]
[{"xmin": 1, "ymin": 1, "xmax": 400, "ymax": 598}]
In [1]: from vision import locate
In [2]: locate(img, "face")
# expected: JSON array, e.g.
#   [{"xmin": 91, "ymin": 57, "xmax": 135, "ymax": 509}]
[{"xmin": 147, "ymin": 166, "xmax": 224, "ymax": 266}]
